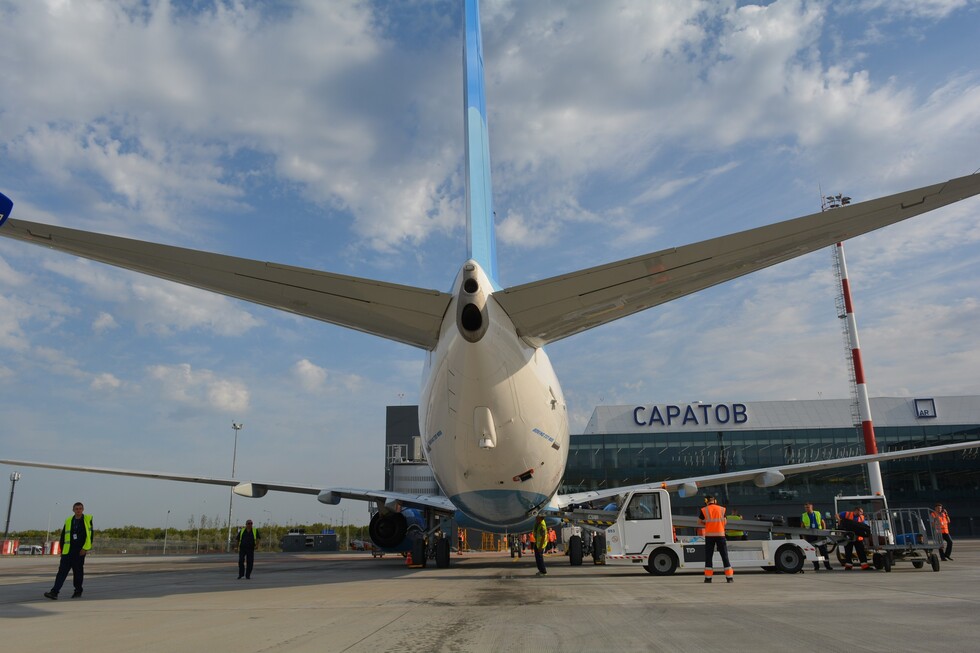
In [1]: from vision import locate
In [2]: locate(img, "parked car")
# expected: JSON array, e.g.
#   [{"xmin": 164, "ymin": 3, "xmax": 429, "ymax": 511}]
[{"xmin": 16, "ymin": 544, "xmax": 43, "ymax": 555}]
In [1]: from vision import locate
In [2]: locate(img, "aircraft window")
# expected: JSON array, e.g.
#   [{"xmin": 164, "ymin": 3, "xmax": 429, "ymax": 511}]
[{"xmin": 625, "ymin": 494, "xmax": 662, "ymax": 520}]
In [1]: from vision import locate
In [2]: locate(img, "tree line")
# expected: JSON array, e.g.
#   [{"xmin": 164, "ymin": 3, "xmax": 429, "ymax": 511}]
[{"xmin": 8, "ymin": 514, "xmax": 369, "ymax": 553}]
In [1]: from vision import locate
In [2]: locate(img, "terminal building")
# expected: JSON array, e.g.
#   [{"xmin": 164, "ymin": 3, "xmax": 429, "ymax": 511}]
[
  {"xmin": 562, "ymin": 395, "xmax": 980, "ymax": 534},
  {"xmin": 386, "ymin": 396, "xmax": 980, "ymax": 536}
]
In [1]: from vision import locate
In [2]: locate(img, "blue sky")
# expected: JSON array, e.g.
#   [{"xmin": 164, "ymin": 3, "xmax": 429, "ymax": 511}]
[{"xmin": 1, "ymin": 0, "xmax": 979, "ymax": 531}]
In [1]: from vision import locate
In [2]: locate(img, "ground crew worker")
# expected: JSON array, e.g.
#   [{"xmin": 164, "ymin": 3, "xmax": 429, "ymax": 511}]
[
  {"xmin": 725, "ymin": 507, "xmax": 747, "ymax": 541},
  {"xmin": 930, "ymin": 503, "xmax": 953, "ymax": 561},
  {"xmin": 44, "ymin": 501, "xmax": 93, "ymax": 600},
  {"xmin": 839, "ymin": 507, "xmax": 872, "ymax": 570},
  {"xmin": 237, "ymin": 520, "xmax": 259, "ymax": 579},
  {"xmin": 547, "ymin": 527, "xmax": 557, "ymax": 553},
  {"xmin": 802, "ymin": 502, "xmax": 834, "ymax": 571},
  {"xmin": 533, "ymin": 514, "xmax": 548, "ymax": 576},
  {"xmin": 698, "ymin": 495, "xmax": 733, "ymax": 583}
]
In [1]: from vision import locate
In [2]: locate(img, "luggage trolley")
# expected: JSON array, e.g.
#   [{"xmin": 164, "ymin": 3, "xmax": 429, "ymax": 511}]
[{"xmin": 834, "ymin": 494, "xmax": 944, "ymax": 572}]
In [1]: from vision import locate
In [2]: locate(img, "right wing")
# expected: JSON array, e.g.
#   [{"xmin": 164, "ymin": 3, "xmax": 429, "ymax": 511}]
[
  {"xmin": 555, "ymin": 440, "xmax": 980, "ymax": 508},
  {"xmin": 495, "ymin": 173, "xmax": 980, "ymax": 347},
  {"xmin": 0, "ymin": 218, "xmax": 451, "ymax": 350}
]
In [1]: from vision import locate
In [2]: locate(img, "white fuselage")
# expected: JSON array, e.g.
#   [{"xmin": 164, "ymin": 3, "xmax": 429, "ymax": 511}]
[{"xmin": 419, "ymin": 262, "xmax": 568, "ymax": 527}]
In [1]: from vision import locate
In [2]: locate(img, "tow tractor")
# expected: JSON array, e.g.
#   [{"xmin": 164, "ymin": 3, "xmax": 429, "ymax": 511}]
[
  {"xmin": 561, "ymin": 488, "xmax": 852, "ymax": 575},
  {"xmin": 834, "ymin": 494, "xmax": 944, "ymax": 572}
]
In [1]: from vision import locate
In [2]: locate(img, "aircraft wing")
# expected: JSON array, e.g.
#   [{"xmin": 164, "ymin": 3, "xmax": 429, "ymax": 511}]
[
  {"xmin": 0, "ymin": 218, "xmax": 451, "ymax": 350},
  {"xmin": 495, "ymin": 173, "xmax": 980, "ymax": 346},
  {"xmin": 0, "ymin": 458, "xmax": 320, "ymax": 497},
  {"xmin": 0, "ymin": 457, "xmax": 459, "ymax": 515},
  {"xmin": 554, "ymin": 439, "xmax": 980, "ymax": 508}
]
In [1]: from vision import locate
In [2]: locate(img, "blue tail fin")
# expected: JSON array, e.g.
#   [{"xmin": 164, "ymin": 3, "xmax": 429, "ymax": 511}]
[{"xmin": 463, "ymin": 0, "xmax": 499, "ymax": 286}]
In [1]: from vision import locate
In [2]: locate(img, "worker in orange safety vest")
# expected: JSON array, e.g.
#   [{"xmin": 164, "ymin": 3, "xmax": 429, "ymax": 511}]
[
  {"xmin": 698, "ymin": 495, "xmax": 733, "ymax": 584},
  {"xmin": 839, "ymin": 507, "xmax": 872, "ymax": 570},
  {"xmin": 931, "ymin": 503, "xmax": 953, "ymax": 561}
]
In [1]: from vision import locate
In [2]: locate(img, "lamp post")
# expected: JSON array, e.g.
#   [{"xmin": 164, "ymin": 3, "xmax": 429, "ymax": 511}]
[
  {"xmin": 340, "ymin": 508, "xmax": 346, "ymax": 551},
  {"xmin": 226, "ymin": 422, "xmax": 243, "ymax": 552},
  {"xmin": 163, "ymin": 509, "xmax": 171, "ymax": 555},
  {"xmin": 3, "ymin": 472, "xmax": 21, "ymax": 544}
]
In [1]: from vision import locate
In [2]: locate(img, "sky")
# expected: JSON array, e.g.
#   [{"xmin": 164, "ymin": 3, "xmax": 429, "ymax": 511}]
[{"xmin": 1, "ymin": 0, "xmax": 979, "ymax": 532}]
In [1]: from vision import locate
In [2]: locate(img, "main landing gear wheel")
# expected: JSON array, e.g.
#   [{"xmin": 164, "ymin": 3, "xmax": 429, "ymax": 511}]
[
  {"xmin": 592, "ymin": 535, "xmax": 606, "ymax": 565},
  {"xmin": 568, "ymin": 535, "xmax": 583, "ymax": 566},
  {"xmin": 774, "ymin": 545, "xmax": 805, "ymax": 574},
  {"xmin": 645, "ymin": 548, "xmax": 678, "ymax": 576},
  {"xmin": 435, "ymin": 537, "xmax": 451, "ymax": 568}
]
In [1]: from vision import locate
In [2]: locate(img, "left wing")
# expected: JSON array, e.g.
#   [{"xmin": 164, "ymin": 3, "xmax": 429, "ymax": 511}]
[
  {"xmin": 555, "ymin": 439, "xmax": 980, "ymax": 509},
  {"xmin": 495, "ymin": 173, "xmax": 980, "ymax": 346},
  {"xmin": 0, "ymin": 458, "xmax": 458, "ymax": 516},
  {"xmin": 0, "ymin": 458, "xmax": 319, "ymax": 497},
  {"xmin": 0, "ymin": 218, "xmax": 451, "ymax": 350}
]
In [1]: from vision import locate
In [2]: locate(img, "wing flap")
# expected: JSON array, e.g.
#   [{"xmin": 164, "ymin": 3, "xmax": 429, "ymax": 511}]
[
  {"xmin": 496, "ymin": 173, "xmax": 980, "ymax": 346},
  {"xmin": 0, "ymin": 219, "xmax": 451, "ymax": 349}
]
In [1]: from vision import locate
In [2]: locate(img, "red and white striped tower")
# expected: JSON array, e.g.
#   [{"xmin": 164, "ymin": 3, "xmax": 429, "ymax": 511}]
[{"xmin": 834, "ymin": 238, "xmax": 885, "ymax": 496}]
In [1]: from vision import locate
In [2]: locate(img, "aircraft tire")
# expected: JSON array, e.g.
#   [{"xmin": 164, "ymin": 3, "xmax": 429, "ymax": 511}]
[
  {"xmin": 435, "ymin": 537, "xmax": 451, "ymax": 568},
  {"xmin": 592, "ymin": 535, "xmax": 606, "ymax": 565},
  {"xmin": 568, "ymin": 536, "xmax": 583, "ymax": 566}
]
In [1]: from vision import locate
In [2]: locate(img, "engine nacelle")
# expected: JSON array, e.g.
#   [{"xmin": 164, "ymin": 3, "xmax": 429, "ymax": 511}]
[
  {"xmin": 368, "ymin": 508, "xmax": 426, "ymax": 551},
  {"xmin": 677, "ymin": 482, "xmax": 699, "ymax": 498},
  {"xmin": 753, "ymin": 470, "xmax": 786, "ymax": 488}
]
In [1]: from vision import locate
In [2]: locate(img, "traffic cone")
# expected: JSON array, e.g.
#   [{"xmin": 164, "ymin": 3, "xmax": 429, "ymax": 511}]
[{"xmin": 406, "ymin": 552, "xmax": 413, "ymax": 567}]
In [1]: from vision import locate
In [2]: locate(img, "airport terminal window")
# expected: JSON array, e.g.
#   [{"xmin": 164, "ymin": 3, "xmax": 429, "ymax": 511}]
[{"xmin": 624, "ymin": 493, "xmax": 662, "ymax": 520}]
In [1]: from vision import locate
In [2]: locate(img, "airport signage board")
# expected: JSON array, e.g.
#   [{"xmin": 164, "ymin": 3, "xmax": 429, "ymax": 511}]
[{"xmin": 632, "ymin": 403, "xmax": 748, "ymax": 428}]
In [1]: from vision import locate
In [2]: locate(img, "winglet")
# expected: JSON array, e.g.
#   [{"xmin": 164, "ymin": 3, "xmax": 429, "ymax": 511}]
[
  {"xmin": 463, "ymin": 0, "xmax": 499, "ymax": 286},
  {"xmin": 0, "ymin": 192, "xmax": 12, "ymax": 228}
]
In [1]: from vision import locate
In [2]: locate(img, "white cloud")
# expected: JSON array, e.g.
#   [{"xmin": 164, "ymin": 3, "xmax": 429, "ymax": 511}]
[
  {"xmin": 293, "ymin": 358, "xmax": 328, "ymax": 392},
  {"xmin": 93, "ymin": 311, "xmax": 118, "ymax": 334},
  {"xmin": 91, "ymin": 372, "xmax": 122, "ymax": 391},
  {"xmin": 147, "ymin": 363, "xmax": 249, "ymax": 413}
]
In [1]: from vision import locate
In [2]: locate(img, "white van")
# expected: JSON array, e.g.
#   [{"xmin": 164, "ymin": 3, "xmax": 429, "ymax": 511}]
[{"xmin": 16, "ymin": 544, "xmax": 43, "ymax": 555}]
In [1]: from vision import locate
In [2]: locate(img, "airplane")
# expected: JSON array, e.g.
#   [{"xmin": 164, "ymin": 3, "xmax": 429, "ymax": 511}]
[{"xmin": 3, "ymin": 0, "xmax": 980, "ymax": 566}]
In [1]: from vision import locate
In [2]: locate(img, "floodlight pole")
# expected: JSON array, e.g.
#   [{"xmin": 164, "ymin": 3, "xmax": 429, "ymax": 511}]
[
  {"xmin": 226, "ymin": 422, "xmax": 243, "ymax": 553},
  {"xmin": 3, "ymin": 472, "xmax": 21, "ymax": 543}
]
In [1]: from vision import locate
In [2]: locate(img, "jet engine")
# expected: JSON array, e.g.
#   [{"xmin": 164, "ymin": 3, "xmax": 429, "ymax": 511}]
[{"xmin": 368, "ymin": 508, "xmax": 426, "ymax": 551}]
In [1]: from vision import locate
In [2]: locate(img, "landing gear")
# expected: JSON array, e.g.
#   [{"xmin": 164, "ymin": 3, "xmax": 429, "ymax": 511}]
[
  {"xmin": 435, "ymin": 537, "xmax": 451, "ymax": 568},
  {"xmin": 568, "ymin": 535, "xmax": 583, "ymax": 566}
]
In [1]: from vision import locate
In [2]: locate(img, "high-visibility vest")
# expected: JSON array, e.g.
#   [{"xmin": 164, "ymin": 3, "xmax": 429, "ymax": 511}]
[
  {"xmin": 699, "ymin": 504, "xmax": 727, "ymax": 537},
  {"xmin": 533, "ymin": 520, "xmax": 548, "ymax": 550},
  {"xmin": 931, "ymin": 511, "xmax": 950, "ymax": 534},
  {"xmin": 238, "ymin": 526, "xmax": 259, "ymax": 546},
  {"xmin": 802, "ymin": 511, "xmax": 824, "ymax": 529},
  {"xmin": 61, "ymin": 515, "xmax": 93, "ymax": 555},
  {"xmin": 725, "ymin": 514, "xmax": 745, "ymax": 537}
]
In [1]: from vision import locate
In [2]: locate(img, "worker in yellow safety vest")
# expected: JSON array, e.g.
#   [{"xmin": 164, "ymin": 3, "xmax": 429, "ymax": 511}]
[
  {"xmin": 44, "ymin": 502, "xmax": 93, "ymax": 600},
  {"xmin": 725, "ymin": 507, "xmax": 747, "ymax": 541},
  {"xmin": 532, "ymin": 514, "xmax": 548, "ymax": 576},
  {"xmin": 698, "ymin": 495, "xmax": 733, "ymax": 584},
  {"xmin": 802, "ymin": 502, "xmax": 834, "ymax": 571}
]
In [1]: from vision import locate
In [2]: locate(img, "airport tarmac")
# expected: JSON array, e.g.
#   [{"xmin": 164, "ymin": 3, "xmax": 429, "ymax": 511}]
[{"xmin": 2, "ymin": 540, "xmax": 979, "ymax": 652}]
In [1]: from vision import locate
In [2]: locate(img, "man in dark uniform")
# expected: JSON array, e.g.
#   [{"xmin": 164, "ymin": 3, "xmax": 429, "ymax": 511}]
[
  {"xmin": 44, "ymin": 501, "xmax": 93, "ymax": 599},
  {"xmin": 238, "ymin": 520, "xmax": 258, "ymax": 579}
]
